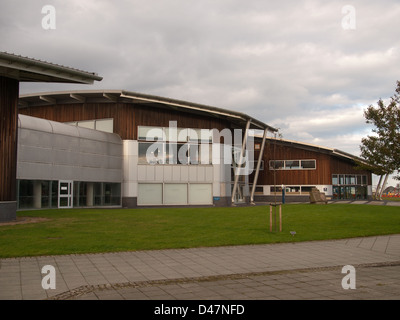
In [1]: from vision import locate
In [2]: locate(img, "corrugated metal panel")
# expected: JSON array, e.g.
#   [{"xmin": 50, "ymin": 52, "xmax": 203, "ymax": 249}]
[{"xmin": 17, "ymin": 115, "xmax": 123, "ymax": 183}]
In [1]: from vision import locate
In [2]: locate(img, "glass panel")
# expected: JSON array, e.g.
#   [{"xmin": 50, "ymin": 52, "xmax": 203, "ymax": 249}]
[
  {"xmin": 301, "ymin": 160, "xmax": 316, "ymax": 169},
  {"xmin": 164, "ymin": 184, "xmax": 187, "ymax": 205},
  {"xmin": 41, "ymin": 181, "xmax": 50, "ymax": 208},
  {"xmin": 139, "ymin": 142, "xmax": 165, "ymax": 164},
  {"xmin": 94, "ymin": 182, "xmax": 103, "ymax": 206},
  {"xmin": 270, "ymin": 160, "xmax": 284, "ymax": 170},
  {"xmin": 188, "ymin": 128, "xmax": 213, "ymax": 143},
  {"xmin": 356, "ymin": 175, "xmax": 362, "ymax": 185},
  {"xmin": 333, "ymin": 186, "xmax": 339, "ymax": 199},
  {"xmin": 95, "ymin": 119, "xmax": 113, "ymax": 133},
  {"xmin": 18, "ymin": 180, "xmax": 34, "ymax": 209},
  {"xmin": 103, "ymin": 183, "xmax": 121, "ymax": 206},
  {"xmin": 285, "ymin": 160, "xmax": 300, "ymax": 169},
  {"xmin": 138, "ymin": 126, "xmax": 165, "ymax": 141},
  {"xmin": 286, "ymin": 186, "xmax": 300, "ymax": 194},
  {"xmin": 339, "ymin": 175, "xmax": 345, "ymax": 185},
  {"xmin": 332, "ymin": 175, "xmax": 338, "ymax": 185},
  {"xmin": 362, "ymin": 175, "xmax": 367, "ymax": 185},
  {"xmin": 301, "ymin": 186, "xmax": 315, "ymax": 193},
  {"xmin": 165, "ymin": 127, "xmax": 188, "ymax": 142}
]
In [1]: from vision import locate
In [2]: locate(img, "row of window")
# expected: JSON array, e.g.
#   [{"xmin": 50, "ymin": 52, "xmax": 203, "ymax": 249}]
[
  {"xmin": 332, "ymin": 174, "xmax": 367, "ymax": 186},
  {"xmin": 138, "ymin": 126, "xmax": 213, "ymax": 143},
  {"xmin": 138, "ymin": 142, "xmax": 212, "ymax": 165},
  {"xmin": 17, "ymin": 180, "xmax": 121, "ymax": 209},
  {"xmin": 269, "ymin": 160, "xmax": 316, "ymax": 170}
]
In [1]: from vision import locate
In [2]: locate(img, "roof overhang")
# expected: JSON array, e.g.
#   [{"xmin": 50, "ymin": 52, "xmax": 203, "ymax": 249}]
[
  {"xmin": 0, "ymin": 52, "xmax": 102, "ymax": 84},
  {"xmin": 19, "ymin": 89, "xmax": 278, "ymax": 132}
]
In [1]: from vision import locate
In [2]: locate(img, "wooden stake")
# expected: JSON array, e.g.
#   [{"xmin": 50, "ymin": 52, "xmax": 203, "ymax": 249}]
[{"xmin": 269, "ymin": 205, "xmax": 272, "ymax": 232}]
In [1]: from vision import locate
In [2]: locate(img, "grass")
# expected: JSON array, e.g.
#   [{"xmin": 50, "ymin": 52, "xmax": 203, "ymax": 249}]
[{"xmin": 0, "ymin": 204, "xmax": 400, "ymax": 258}]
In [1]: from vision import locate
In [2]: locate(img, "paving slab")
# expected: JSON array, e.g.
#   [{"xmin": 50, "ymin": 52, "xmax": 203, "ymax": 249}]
[{"xmin": 1, "ymin": 234, "xmax": 400, "ymax": 300}]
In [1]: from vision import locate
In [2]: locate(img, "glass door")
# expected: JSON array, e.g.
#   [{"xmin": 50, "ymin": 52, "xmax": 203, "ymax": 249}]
[{"xmin": 58, "ymin": 181, "xmax": 73, "ymax": 208}]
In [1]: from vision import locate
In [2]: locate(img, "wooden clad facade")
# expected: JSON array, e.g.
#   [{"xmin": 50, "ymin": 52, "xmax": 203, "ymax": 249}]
[
  {"xmin": 19, "ymin": 102, "xmax": 232, "ymax": 140},
  {"xmin": 0, "ymin": 76, "xmax": 19, "ymax": 202},
  {"xmin": 251, "ymin": 139, "xmax": 372, "ymax": 186}
]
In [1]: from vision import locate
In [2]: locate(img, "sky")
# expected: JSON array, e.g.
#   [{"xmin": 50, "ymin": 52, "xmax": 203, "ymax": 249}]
[{"xmin": 1, "ymin": 0, "xmax": 399, "ymax": 188}]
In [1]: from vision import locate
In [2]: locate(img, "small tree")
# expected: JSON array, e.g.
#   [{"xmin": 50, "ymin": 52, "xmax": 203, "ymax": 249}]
[{"xmin": 359, "ymin": 81, "xmax": 400, "ymax": 198}]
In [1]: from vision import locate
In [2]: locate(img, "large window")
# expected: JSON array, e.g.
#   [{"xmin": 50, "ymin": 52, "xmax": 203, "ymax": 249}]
[
  {"xmin": 138, "ymin": 126, "xmax": 212, "ymax": 165},
  {"xmin": 332, "ymin": 174, "xmax": 368, "ymax": 200},
  {"xmin": 269, "ymin": 159, "xmax": 316, "ymax": 170}
]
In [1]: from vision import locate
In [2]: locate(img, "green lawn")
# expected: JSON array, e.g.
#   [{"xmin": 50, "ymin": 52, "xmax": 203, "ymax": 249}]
[{"xmin": 1, "ymin": 204, "xmax": 400, "ymax": 258}]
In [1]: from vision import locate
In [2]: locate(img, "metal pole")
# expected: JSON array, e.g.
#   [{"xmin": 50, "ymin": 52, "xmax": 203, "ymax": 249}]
[
  {"xmin": 250, "ymin": 128, "xmax": 268, "ymax": 204},
  {"xmin": 231, "ymin": 120, "xmax": 251, "ymax": 204}
]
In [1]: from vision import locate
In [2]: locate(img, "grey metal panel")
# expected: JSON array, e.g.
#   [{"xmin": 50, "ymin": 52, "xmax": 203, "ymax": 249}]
[
  {"xmin": 17, "ymin": 145, "xmax": 53, "ymax": 164},
  {"xmin": 17, "ymin": 115, "xmax": 123, "ymax": 183}
]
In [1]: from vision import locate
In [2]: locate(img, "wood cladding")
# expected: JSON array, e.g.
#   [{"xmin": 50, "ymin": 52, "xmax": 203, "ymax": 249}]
[
  {"xmin": 19, "ymin": 102, "xmax": 231, "ymax": 140},
  {"xmin": 252, "ymin": 140, "xmax": 371, "ymax": 186},
  {"xmin": 0, "ymin": 77, "xmax": 19, "ymax": 201}
]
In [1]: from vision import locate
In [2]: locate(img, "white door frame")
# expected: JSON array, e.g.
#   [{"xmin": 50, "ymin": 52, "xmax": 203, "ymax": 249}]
[{"xmin": 58, "ymin": 180, "xmax": 73, "ymax": 208}]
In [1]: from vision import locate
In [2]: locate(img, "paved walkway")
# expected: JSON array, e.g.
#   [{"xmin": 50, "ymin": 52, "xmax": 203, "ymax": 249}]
[{"xmin": 1, "ymin": 234, "xmax": 399, "ymax": 300}]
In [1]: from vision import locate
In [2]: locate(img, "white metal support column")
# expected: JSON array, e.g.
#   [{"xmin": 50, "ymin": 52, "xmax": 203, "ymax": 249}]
[
  {"xmin": 231, "ymin": 120, "xmax": 251, "ymax": 204},
  {"xmin": 250, "ymin": 128, "xmax": 268, "ymax": 204}
]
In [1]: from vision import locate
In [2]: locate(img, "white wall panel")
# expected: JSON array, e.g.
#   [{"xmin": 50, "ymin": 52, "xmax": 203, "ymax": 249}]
[
  {"xmin": 164, "ymin": 184, "xmax": 187, "ymax": 205},
  {"xmin": 189, "ymin": 184, "xmax": 212, "ymax": 205},
  {"xmin": 138, "ymin": 183, "xmax": 162, "ymax": 205}
]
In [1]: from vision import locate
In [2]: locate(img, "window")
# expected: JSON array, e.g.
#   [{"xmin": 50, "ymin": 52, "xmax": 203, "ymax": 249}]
[
  {"xmin": 300, "ymin": 160, "xmax": 316, "ymax": 169},
  {"xmin": 269, "ymin": 160, "xmax": 316, "ymax": 170},
  {"xmin": 138, "ymin": 142, "xmax": 165, "ymax": 164},
  {"xmin": 286, "ymin": 160, "xmax": 300, "ymax": 169},
  {"xmin": 138, "ymin": 126, "xmax": 212, "ymax": 165},
  {"xmin": 269, "ymin": 160, "xmax": 284, "ymax": 170},
  {"xmin": 332, "ymin": 174, "xmax": 368, "ymax": 200}
]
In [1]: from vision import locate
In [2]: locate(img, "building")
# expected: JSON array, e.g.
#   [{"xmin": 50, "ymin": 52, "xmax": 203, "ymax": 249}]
[
  {"xmin": 0, "ymin": 52, "xmax": 102, "ymax": 221},
  {"xmin": 16, "ymin": 90, "xmax": 374, "ymax": 210},
  {"xmin": 18, "ymin": 90, "xmax": 276, "ymax": 209},
  {"xmin": 250, "ymin": 137, "xmax": 373, "ymax": 203}
]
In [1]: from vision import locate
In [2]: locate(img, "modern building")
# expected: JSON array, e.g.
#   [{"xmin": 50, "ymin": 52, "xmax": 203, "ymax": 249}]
[
  {"xmin": 16, "ymin": 90, "xmax": 374, "ymax": 210},
  {"xmin": 0, "ymin": 52, "xmax": 102, "ymax": 221},
  {"xmin": 18, "ymin": 90, "xmax": 277, "ymax": 209}
]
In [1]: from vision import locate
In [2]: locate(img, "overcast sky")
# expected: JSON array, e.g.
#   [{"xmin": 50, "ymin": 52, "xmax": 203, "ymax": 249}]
[{"xmin": 1, "ymin": 0, "xmax": 399, "ymax": 186}]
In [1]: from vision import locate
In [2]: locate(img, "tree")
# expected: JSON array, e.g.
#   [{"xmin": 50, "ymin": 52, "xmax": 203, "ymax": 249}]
[{"xmin": 359, "ymin": 81, "xmax": 400, "ymax": 199}]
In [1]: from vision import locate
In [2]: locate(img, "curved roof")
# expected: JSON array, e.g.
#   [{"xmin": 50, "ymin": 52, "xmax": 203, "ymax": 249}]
[
  {"xmin": 19, "ymin": 89, "xmax": 277, "ymax": 132},
  {"xmin": 18, "ymin": 114, "xmax": 122, "ymax": 144},
  {"xmin": 0, "ymin": 51, "xmax": 102, "ymax": 84}
]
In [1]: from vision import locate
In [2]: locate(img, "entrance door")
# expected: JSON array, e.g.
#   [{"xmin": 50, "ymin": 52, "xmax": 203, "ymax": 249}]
[{"xmin": 58, "ymin": 181, "xmax": 73, "ymax": 208}]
